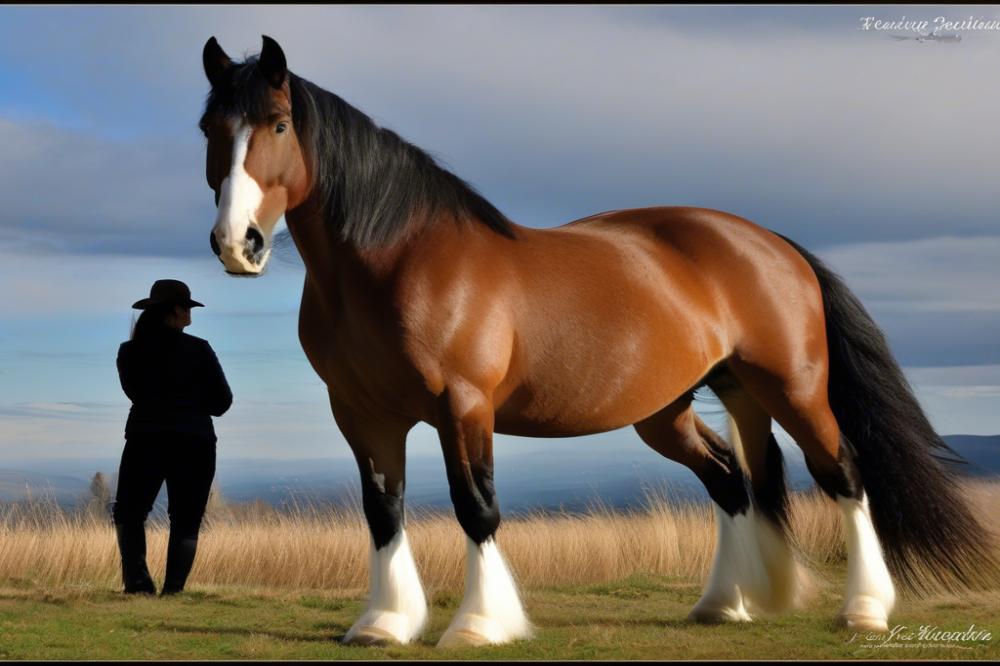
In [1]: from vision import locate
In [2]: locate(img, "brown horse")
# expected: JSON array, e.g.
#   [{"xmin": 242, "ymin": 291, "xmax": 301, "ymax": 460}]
[{"xmin": 199, "ymin": 35, "xmax": 997, "ymax": 647}]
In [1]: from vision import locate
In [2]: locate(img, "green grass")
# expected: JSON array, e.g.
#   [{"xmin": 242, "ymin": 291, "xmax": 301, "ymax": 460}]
[{"xmin": 1, "ymin": 565, "xmax": 997, "ymax": 660}]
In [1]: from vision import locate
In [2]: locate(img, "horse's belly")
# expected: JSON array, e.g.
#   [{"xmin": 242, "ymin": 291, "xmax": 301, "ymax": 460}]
[{"xmin": 494, "ymin": 382, "xmax": 678, "ymax": 438}]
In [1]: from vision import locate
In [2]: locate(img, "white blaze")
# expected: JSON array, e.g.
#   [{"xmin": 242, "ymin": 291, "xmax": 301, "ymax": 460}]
[{"xmin": 213, "ymin": 121, "xmax": 268, "ymax": 273}]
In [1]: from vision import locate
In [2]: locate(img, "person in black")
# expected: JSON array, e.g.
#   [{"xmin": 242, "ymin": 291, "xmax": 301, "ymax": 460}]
[{"xmin": 113, "ymin": 279, "xmax": 233, "ymax": 595}]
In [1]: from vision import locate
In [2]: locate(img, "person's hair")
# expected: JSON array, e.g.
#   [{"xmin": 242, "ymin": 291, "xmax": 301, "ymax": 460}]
[{"xmin": 130, "ymin": 303, "xmax": 178, "ymax": 342}]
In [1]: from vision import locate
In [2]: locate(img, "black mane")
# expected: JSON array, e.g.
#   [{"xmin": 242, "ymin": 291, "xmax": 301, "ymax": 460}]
[{"xmin": 200, "ymin": 58, "xmax": 517, "ymax": 247}]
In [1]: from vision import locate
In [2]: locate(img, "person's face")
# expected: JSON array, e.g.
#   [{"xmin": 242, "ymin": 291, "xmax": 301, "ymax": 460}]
[{"xmin": 169, "ymin": 304, "xmax": 192, "ymax": 330}]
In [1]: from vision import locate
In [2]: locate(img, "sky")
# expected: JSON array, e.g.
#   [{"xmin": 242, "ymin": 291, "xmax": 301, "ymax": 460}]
[{"xmin": 1, "ymin": 5, "xmax": 999, "ymax": 467}]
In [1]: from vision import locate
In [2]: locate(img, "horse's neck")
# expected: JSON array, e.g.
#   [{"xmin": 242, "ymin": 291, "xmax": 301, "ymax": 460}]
[
  {"xmin": 285, "ymin": 204, "xmax": 408, "ymax": 312},
  {"xmin": 286, "ymin": 204, "xmax": 427, "ymax": 393}
]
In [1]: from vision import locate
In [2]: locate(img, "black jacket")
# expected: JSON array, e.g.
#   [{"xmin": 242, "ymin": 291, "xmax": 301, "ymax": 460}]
[{"xmin": 117, "ymin": 330, "xmax": 233, "ymax": 442}]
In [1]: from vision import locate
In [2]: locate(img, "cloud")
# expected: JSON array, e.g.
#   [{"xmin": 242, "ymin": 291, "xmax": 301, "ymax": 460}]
[
  {"xmin": 0, "ymin": 402, "xmax": 109, "ymax": 419},
  {"xmin": 935, "ymin": 386, "xmax": 1000, "ymax": 398},
  {"xmin": 588, "ymin": 5, "xmax": 1000, "ymax": 36},
  {"xmin": 25, "ymin": 402, "xmax": 86, "ymax": 413},
  {"xmin": 905, "ymin": 365, "xmax": 1000, "ymax": 434},
  {"xmin": 821, "ymin": 236, "xmax": 1000, "ymax": 312},
  {"xmin": 0, "ymin": 118, "xmax": 214, "ymax": 256},
  {"xmin": 0, "ymin": 246, "xmax": 302, "ymax": 317},
  {"xmin": 1, "ymin": 6, "xmax": 999, "ymax": 259},
  {"xmin": 906, "ymin": 364, "xmax": 1000, "ymax": 386},
  {"xmin": 819, "ymin": 236, "xmax": 1000, "ymax": 367}
]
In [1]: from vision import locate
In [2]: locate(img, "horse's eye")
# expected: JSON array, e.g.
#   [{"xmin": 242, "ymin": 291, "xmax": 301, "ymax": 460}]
[{"xmin": 276, "ymin": 122, "xmax": 288, "ymax": 134}]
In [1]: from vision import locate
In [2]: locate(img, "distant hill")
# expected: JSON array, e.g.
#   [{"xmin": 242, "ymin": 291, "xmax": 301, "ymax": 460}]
[
  {"xmin": 0, "ymin": 469, "xmax": 90, "ymax": 505},
  {"xmin": 941, "ymin": 434, "xmax": 1000, "ymax": 477}
]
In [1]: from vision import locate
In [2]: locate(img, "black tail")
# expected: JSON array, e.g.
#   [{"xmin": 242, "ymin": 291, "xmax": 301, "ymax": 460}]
[{"xmin": 779, "ymin": 234, "xmax": 1000, "ymax": 595}]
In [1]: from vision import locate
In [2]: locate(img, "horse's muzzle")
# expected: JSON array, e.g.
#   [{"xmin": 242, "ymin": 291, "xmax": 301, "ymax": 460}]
[{"xmin": 210, "ymin": 226, "xmax": 268, "ymax": 274}]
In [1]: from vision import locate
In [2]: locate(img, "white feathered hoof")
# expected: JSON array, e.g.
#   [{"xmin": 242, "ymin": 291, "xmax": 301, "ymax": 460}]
[
  {"xmin": 343, "ymin": 530, "xmax": 428, "ymax": 646},
  {"xmin": 342, "ymin": 610, "xmax": 420, "ymax": 646},
  {"xmin": 436, "ymin": 538, "xmax": 534, "ymax": 648},
  {"xmin": 342, "ymin": 625, "xmax": 398, "ymax": 647},
  {"xmin": 836, "ymin": 595, "xmax": 889, "ymax": 633},
  {"xmin": 747, "ymin": 515, "xmax": 816, "ymax": 614},
  {"xmin": 437, "ymin": 613, "xmax": 510, "ymax": 648},
  {"xmin": 688, "ymin": 596, "xmax": 753, "ymax": 624}
]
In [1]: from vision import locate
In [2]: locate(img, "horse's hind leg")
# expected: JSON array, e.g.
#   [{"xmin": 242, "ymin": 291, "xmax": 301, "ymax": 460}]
[
  {"xmin": 710, "ymin": 378, "xmax": 814, "ymax": 613},
  {"xmin": 329, "ymin": 394, "xmax": 428, "ymax": 646},
  {"xmin": 435, "ymin": 384, "xmax": 532, "ymax": 648},
  {"xmin": 635, "ymin": 397, "xmax": 769, "ymax": 623},
  {"xmin": 728, "ymin": 358, "xmax": 896, "ymax": 632}
]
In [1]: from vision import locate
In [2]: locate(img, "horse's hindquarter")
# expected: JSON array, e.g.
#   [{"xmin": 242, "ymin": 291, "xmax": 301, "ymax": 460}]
[{"xmin": 491, "ymin": 208, "xmax": 747, "ymax": 437}]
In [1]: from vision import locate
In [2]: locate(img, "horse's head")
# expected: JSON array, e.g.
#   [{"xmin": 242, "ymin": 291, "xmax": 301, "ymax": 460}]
[{"xmin": 200, "ymin": 36, "xmax": 310, "ymax": 276}]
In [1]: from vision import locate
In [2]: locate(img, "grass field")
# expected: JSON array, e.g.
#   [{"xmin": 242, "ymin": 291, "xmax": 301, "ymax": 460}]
[
  {"xmin": 1, "ymin": 481, "xmax": 998, "ymax": 659},
  {"xmin": 1, "ymin": 568, "xmax": 997, "ymax": 660}
]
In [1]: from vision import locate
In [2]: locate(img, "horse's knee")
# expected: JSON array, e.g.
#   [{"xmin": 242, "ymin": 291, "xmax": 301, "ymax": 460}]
[
  {"xmin": 448, "ymin": 459, "xmax": 500, "ymax": 544},
  {"xmin": 695, "ymin": 423, "xmax": 752, "ymax": 517}
]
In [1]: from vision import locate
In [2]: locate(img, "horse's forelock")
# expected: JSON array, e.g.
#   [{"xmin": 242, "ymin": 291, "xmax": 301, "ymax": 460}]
[{"xmin": 202, "ymin": 58, "xmax": 279, "ymax": 129}]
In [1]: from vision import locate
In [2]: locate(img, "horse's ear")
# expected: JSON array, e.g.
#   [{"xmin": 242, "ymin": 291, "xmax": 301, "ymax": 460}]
[
  {"xmin": 203, "ymin": 36, "xmax": 232, "ymax": 88},
  {"xmin": 259, "ymin": 35, "xmax": 287, "ymax": 89}
]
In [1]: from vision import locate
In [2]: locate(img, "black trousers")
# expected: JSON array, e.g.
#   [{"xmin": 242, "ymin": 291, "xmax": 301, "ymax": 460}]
[{"xmin": 112, "ymin": 431, "xmax": 216, "ymax": 538}]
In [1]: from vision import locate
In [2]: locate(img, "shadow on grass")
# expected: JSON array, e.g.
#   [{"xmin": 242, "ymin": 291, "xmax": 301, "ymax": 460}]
[
  {"xmin": 0, "ymin": 589, "xmax": 126, "ymax": 605},
  {"xmin": 124, "ymin": 620, "xmax": 349, "ymax": 644},
  {"xmin": 540, "ymin": 616, "xmax": 696, "ymax": 629},
  {"xmin": 143, "ymin": 623, "xmax": 459, "ymax": 649}
]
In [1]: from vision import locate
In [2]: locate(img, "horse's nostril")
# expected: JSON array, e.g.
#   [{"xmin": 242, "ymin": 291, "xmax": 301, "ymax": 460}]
[
  {"xmin": 245, "ymin": 227, "xmax": 264, "ymax": 255},
  {"xmin": 210, "ymin": 230, "xmax": 222, "ymax": 256}
]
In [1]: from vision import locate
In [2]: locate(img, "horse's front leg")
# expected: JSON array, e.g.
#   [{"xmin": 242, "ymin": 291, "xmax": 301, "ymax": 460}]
[
  {"xmin": 435, "ymin": 385, "xmax": 533, "ymax": 648},
  {"xmin": 329, "ymin": 394, "xmax": 428, "ymax": 646}
]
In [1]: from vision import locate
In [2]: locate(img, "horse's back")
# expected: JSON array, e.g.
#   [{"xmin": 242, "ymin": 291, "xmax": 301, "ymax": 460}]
[
  {"xmin": 549, "ymin": 205, "xmax": 824, "ymax": 328},
  {"xmin": 512, "ymin": 205, "xmax": 817, "ymax": 334},
  {"xmin": 489, "ymin": 206, "xmax": 824, "ymax": 436}
]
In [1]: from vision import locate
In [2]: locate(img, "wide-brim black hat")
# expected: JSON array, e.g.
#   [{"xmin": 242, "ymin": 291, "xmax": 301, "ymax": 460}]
[{"xmin": 132, "ymin": 279, "xmax": 205, "ymax": 310}]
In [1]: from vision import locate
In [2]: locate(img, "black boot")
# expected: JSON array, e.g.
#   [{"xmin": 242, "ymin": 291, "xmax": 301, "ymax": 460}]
[
  {"xmin": 115, "ymin": 522, "xmax": 156, "ymax": 595},
  {"xmin": 161, "ymin": 532, "xmax": 199, "ymax": 596}
]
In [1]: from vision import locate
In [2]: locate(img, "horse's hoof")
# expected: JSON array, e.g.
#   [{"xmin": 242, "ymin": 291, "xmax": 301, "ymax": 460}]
[
  {"xmin": 837, "ymin": 595, "xmax": 889, "ymax": 633},
  {"xmin": 437, "ymin": 627, "xmax": 493, "ymax": 648},
  {"xmin": 437, "ymin": 612, "xmax": 526, "ymax": 647},
  {"xmin": 837, "ymin": 614, "xmax": 888, "ymax": 633},
  {"xmin": 341, "ymin": 625, "xmax": 400, "ymax": 646},
  {"xmin": 688, "ymin": 601, "xmax": 752, "ymax": 624},
  {"xmin": 342, "ymin": 608, "xmax": 424, "ymax": 646}
]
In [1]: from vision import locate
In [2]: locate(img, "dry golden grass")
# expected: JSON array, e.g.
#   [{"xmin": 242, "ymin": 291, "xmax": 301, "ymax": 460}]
[{"xmin": 2, "ymin": 479, "xmax": 998, "ymax": 598}]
